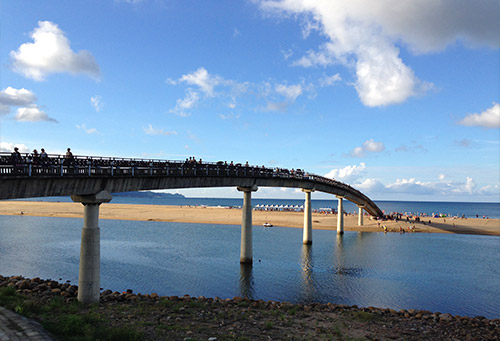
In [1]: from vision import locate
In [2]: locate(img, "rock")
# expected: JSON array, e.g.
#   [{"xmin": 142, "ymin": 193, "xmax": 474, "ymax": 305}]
[
  {"xmin": 150, "ymin": 293, "xmax": 159, "ymax": 299},
  {"xmin": 51, "ymin": 288, "xmax": 61, "ymax": 294},
  {"xmin": 440, "ymin": 313, "xmax": 453, "ymax": 322}
]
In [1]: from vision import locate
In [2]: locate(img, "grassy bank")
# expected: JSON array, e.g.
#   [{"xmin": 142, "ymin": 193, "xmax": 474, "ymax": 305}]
[{"xmin": 1, "ymin": 275, "xmax": 499, "ymax": 340}]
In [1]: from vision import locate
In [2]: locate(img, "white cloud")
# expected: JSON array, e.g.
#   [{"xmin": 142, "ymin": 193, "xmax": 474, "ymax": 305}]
[
  {"xmin": 169, "ymin": 90, "xmax": 199, "ymax": 117},
  {"xmin": 0, "ymin": 87, "xmax": 36, "ymax": 111},
  {"xmin": 169, "ymin": 67, "xmax": 319, "ymax": 115},
  {"xmin": 0, "ymin": 142, "xmax": 29, "ymax": 153},
  {"xmin": 175, "ymin": 67, "xmax": 223, "ymax": 97},
  {"xmin": 10, "ymin": 21, "xmax": 99, "ymax": 81},
  {"xmin": 350, "ymin": 139, "xmax": 385, "ymax": 157},
  {"xmin": 90, "ymin": 95, "xmax": 103, "ymax": 112},
  {"xmin": 76, "ymin": 123, "xmax": 98, "ymax": 134},
  {"xmin": 355, "ymin": 175, "xmax": 499, "ymax": 199},
  {"xmin": 319, "ymin": 73, "xmax": 341, "ymax": 87},
  {"xmin": 324, "ymin": 162, "xmax": 366, "ymax": 183},
  {"xmin": 15, "ymin": 106, "xmax": 57, "ymax": 122},
  {"xmin": 258, "ymin": 1, "xmax": 499, "ymax": 107},
  {"xmin": 0, "ymin": 87, "xmax": 38, "ymax": 115},
  {"xmin": 143, "ymin": 124, "xmax": 177, "ymax": 136},
  {"xmin": 275, "ymin": 83, "xmax": 303, "ymax": 102},
  {"xmin": 458, "ymin": 102, "xmax": 500, "ymax": 128}
]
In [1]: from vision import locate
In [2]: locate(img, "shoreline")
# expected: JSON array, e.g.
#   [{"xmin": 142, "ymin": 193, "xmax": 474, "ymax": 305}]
[
  {"xmin": 1, "ymin": 200, "xmax": 499, "ymax": 236},
  {"xmin": 1, "ymin": 275, "xmax": 499, "ymax": 340}
]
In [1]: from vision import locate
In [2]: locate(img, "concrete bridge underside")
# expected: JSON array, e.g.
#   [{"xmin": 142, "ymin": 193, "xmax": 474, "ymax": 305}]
[{"xmin": 0, "ymin": 175, "xmax": 382, "ymax": 217}]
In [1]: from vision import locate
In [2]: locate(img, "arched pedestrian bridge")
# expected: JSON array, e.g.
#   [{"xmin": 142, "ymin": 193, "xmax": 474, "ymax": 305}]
[{"xmin": 0, "ymin": 152, "xmax": 383, "ymax": 303}]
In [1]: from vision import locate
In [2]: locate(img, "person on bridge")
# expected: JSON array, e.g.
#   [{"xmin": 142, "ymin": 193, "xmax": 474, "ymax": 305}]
[
  {"xmin": 31, "ymin": 149, "xmax": 39, "ymax": 165},
  {"xmin": 65, "ymin": 148, "xmax": 75, "ymax": 172},
  {"xmin": 11, "ymin": 147, "xmax": 22, "ymax": 174}
]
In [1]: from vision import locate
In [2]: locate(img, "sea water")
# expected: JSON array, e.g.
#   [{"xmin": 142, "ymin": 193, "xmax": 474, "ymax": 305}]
[
  {"xmin": 17, "ymin": 196, "xmax": 500, "ymax": 218},
  {"xmin": 0, "ymin": 214, "xmax": 499, "ymax": 319}
]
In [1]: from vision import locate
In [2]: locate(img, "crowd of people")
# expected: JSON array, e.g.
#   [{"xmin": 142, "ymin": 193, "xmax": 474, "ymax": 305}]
[{"xmin": 4, "ymin": 149, "xmax": 363, "ymax": 206}]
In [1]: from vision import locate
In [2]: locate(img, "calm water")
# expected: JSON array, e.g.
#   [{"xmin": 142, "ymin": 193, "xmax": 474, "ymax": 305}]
[{"xmin": 1, "ymin": 215, "xmax": 499, "ymax": 318}]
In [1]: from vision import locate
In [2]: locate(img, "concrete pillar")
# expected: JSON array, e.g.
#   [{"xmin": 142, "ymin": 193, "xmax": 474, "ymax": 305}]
[
  {"xmin": 358, "ymin": 206, "xmax": 364, "ymax": 226},
  {"xmin": 237, "ymin": 186, "xmax": 258, "ymax": 264},
  {"xmin": 336, "ymin": 196, "xmax": 344, "ymax": 235},
  {"xmin": 302, "ymin": 189, "xmax": 314, "ymax": 244},
  {"xmin": 71, "ymin": 190, "xmax": 112, "ymax": 303}
]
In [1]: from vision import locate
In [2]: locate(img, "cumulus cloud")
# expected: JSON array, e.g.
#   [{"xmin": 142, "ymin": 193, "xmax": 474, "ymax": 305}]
[
  {"xmin": 258, "ymin": 0, "xmax": 499, "ymax": 106},
  {"xmin": 76, "ymin": 123, "xmax": 98, "ymax": 134},
  {"xmin": 324, "ymin": 162, "xmax": 366, "ymax": 182},
  {"xmin": 10, "ymin": 21, "xmax": 99, "ymax": 81},
  {"xmin": 355, "ymin": 175, "xmax": 498, "ymax": 198},
  {"xmin": 0, "ymin": 142, "xmax": 29, "ymax": 153},
  {"xmin": 0, "ymin": 87, "xmax": 37, "ymax": 114},
  {"xmin": 15, "ymin": 106, "xmax": 57, "ymax": 122},
  {"xmin": 458, "ymin": 102, "xmax": 500, "ymax": 128},
  {"xmin": 143, "ymin": 124, "xmax": 177, "ymax": 136},
  {"xmin": 350, "ymin": 139, "xmax": 385, "ymax": 157},
  {"xmin": 90, "ymin": 96, "xmax": 103, "ymax": 112}
]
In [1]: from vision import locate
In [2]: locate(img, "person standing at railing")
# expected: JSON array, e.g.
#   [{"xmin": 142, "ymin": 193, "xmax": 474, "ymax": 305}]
[
  {"xmin": 11, "ymin": 147, "xmax": 23, "ymax": 174},
  {"xmin": 39, "ymin": 148, "xmax": 49, "ymax": 171},
  {"xmin": 65, "ymin": 148, "xmax": 75, "ymax": 173},
  {"xmin": 31, "ymin": 149, "xmax": 39, "ymax": 165}
]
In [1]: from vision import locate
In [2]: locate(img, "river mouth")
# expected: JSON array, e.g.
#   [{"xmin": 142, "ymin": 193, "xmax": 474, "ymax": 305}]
[{"xmin": 1, "ymin": 215, "xmax": 499, "ymax": 319}]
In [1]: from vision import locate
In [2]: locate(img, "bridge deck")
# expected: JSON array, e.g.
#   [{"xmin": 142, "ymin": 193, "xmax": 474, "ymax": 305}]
[{"xmin": 0, "ymin": 152, "xmax": 383, "ymax": 217}]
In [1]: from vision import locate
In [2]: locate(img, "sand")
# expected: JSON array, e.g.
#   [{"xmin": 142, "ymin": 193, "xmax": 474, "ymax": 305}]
[{"xmin": 0, "ymin": 201, "xmax": 499, "ymax": 236}]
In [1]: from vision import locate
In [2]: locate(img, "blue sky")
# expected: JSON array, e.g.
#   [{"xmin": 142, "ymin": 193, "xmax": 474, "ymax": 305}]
[{"xmin": 1, "ymin": 0, "xmax": 499, "ymax": 202}]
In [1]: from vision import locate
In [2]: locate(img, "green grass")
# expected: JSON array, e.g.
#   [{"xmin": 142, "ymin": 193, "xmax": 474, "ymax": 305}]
[
  {"xmin": 352, "ymin": 311, "xmax": 380, "ymax": 322},
  {"xmin": 0, "ymin": 287, "xmax": 143, "ymax": 340}
]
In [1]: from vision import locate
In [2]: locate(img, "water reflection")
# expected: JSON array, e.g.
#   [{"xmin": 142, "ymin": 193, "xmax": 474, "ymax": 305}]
[
  {"xmin": 300, "ymin": 244, "xmax": 316, "ymax": 300},
  {"xmin": 335, "ymin": 233, "xmax": 344, "ymax": 265},
  {"xmin": 239, "ymin": 263, "xmax": 254, "ymax": 299}
]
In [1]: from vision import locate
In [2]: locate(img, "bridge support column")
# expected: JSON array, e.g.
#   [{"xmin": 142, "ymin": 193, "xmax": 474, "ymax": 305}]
[
  {"xmin": 237, "ymin": 186, "xmax": 258, "ymax": 264},
  {"xmin": 71, "ymin": 191, "xmax": 112, "ymax": 304},
  {"xmin": 302, "ymin": 189, "xmax": 314, "ymax": 244},
  {"xmin": 336, "ymin": 196, "xmax": 344, "ymax": 235},
  {"xmin": 358, "ymin": 205, "xmax": 364, "ymax": 226}
]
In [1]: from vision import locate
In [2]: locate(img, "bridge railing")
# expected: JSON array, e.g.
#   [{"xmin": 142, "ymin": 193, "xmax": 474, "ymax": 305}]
[{"xmin": 0, "ymin": 152, "xmax": 371, "ymax": 205}]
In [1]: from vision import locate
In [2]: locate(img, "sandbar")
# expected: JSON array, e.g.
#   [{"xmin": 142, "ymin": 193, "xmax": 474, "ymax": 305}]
[{"xmin": 0, "ymin": 201, "xmax": 499, "ymax": 236}]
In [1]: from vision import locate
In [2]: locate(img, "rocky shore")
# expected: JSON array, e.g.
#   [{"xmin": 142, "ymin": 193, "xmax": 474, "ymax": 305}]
[{"xmin": 1, "ymin": 275, "xmax": 499, "ymax": 340}]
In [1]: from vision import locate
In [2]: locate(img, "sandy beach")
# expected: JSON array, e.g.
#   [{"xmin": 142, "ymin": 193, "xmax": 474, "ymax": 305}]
[{"xmin": 1, "ymin": 201, "xmax": 499, "ymax": 236}]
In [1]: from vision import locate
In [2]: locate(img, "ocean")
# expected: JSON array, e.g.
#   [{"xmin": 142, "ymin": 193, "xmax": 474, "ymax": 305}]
[{"xmin": 18, "ymin": 196, "xmax": 500, "ymax": 219}]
